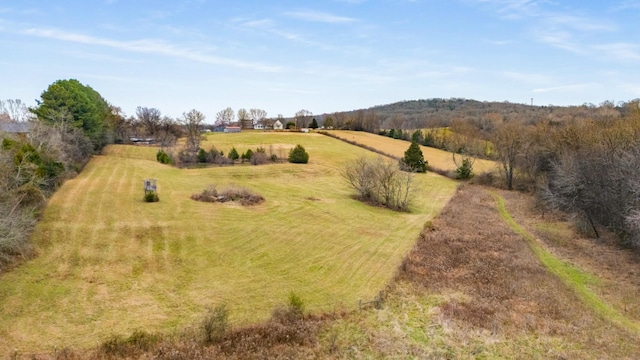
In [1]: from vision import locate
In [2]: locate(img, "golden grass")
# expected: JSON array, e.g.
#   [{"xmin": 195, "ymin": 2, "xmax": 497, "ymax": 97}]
[
  {"xmin": 0, "ymin": 132, "xmax": 457, "ymax": 353},
  {"xmin": 329, "ymin": 130, "xmax": 496, "ymax": 174}
]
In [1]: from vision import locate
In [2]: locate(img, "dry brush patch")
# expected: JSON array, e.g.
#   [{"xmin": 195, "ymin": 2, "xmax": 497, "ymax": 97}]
[
  {"xmin": 393, "ymin": 185, "xmax": 640, "ymax": 358},
  {"xmin": 499, "ymin": 189, "xmax": 640, "ymax": 328}
]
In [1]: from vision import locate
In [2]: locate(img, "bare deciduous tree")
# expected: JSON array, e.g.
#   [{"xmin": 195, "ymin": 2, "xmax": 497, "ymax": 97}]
[
  {"xmin": 182, "ymin": 109, "xmax": 205, "ymax": 153},
  {"xmin": 0, "ymin": 99, "xmax": 30, "ymax": 122},
  {"xmin": 295, "ymin": 109, "xmax": 312, "ymax": 128},
  {"xmin": 492, "ymin": 121, "xmax": 524, "ymax": 190},
  {"xmin": 343, "ymin": 156, "xmax": 414, "ymax": 211},
  {"xmin": 250, "ymin": 108, "xmax": 267, "ymax": 128},
  {"xmin": 136, "ymin": 106, "xmax": 162, "ymax": 138},
  {"xmin": 215, "ymin": 107, "xmax": 234, "ymax": 127}
]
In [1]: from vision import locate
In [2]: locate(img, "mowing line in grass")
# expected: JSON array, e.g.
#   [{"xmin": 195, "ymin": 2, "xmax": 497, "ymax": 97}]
[{"xmin": 492, "ymin": 192, "xmax": 640, "ymax": 336}]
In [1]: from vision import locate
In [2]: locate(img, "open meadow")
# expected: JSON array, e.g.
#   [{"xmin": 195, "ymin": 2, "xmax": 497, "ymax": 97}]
[
  {"xmin": 0, "ymin": 132, "xmax": 457, "ymax": 353},
  {"xmin": 330, "ymin": 130, "xmax": 496, "ymax": 174}
]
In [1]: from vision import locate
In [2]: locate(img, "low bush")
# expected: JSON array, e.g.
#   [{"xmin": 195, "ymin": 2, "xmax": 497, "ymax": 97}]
[
  {"xmin": 100, "ymin": 330, "xmax": 160, "ymax": 357},
  {"xmin": 202, "ymin": 305, "xmax": 229, "ymax": 344},
  {"xmin": 288, "ymin": 144, "xmax": 309, "ymax": 164},
  {"xmin": 271, "ymin": 292, "xmax": 305, "ymax": 325},
  {"xmin": 144, "ymin": 191, "xmax": 159, "ymax": 202},
  {"xmin": 156, "ymin": 149, "xmax": 172, "ymax": 164}
]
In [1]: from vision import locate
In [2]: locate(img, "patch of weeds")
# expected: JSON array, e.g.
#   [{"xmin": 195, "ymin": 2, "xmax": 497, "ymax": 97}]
[{"xmin": 202, "ymin": 304, "xmax": 229, "ymax": 344}]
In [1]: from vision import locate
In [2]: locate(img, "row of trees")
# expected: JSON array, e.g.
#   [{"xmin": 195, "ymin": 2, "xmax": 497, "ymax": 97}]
[{"xmin": 1, "ymin": 80, "xmax": 118, "ymax": 269}]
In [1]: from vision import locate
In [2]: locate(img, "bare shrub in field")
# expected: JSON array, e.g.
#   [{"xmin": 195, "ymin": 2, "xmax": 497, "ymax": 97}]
[
  {"xmin": 191, "ymin": 185, "xmax": 264, "ymax": 206},
  {"xmin": 250, "ymin": 150, "xmax": 269, "ymax": 165},
  {"xmin": 219, "ymin": 186, "xmax": 265, "ymax": 206},
  {"xmin": 190, "ymin": 185, "xmax": 218, "ymax": 202},
  {"xmin": 343, "ymin": 156, "xmax": 414, "ymax": 211}
]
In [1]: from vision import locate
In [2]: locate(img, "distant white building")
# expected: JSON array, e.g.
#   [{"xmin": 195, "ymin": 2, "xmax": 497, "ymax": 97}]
[
  {"xmin": 254, "ymin": 123, "xmax": 265, "ymax": 130},
  {"xmin": 273, "ymin": 119, "xmax": 284, "ymax": 130}
]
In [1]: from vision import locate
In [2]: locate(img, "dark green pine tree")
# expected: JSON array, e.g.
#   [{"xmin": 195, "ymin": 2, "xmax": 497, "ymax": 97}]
[{"xmin": 402, "ymin": 142, "xmax": 427, "ymax": 172}]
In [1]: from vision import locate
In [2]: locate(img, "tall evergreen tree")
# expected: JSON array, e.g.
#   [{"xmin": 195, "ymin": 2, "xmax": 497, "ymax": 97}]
[{"xmin": 31, "ymin": 79, "xmax": 110, "ymax": 150}]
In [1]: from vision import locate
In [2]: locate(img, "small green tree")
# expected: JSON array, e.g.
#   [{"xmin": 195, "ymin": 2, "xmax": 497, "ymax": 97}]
[
  {"xmin": 454, "ymin": 156, "xmax": 475, "ymax": 180},
  {"xmin": 241, "ymin": 149, "xmax": 253, "ymax": 162},
  {"xmin": 288, "ymin": 144, "xmax": 309, "ymax": 164},
  {"xmin": 401, "ymin": 142, "xmax": 427, "ymax": 173},
  {"xmin": 197, "ymin": 148, "xmax": 208, "ymax": 163},
  {"xmin": 309, "ymin": 118, "xmax": 319, "ymax": 129},
  {"xmin": 228, "ymin": 147, "xmax": 239, "ymax": 161},
  {"xmin": 411, "ymin": 129, "xmax": 424, "ymax": 144},
  {"xmin": 285, "ymin": 121, "xmax": 295, "ymax": 129},
  {"xmin": 156, "ymin": 149, "xmax": 172, "ymax": 164}
]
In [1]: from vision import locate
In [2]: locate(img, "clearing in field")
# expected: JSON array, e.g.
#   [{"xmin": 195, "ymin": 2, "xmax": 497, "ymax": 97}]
[
  {"xmin": 0, "ymin": 132, "xmax": 457, "ymax": 353},
  {"xmin": 329, "ymin": 130, "xmax": 496, "ymax": 174}
]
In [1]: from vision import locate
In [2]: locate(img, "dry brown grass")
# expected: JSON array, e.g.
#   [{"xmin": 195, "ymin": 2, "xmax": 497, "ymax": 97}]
[
  {"xmin": 391, "ymin": 185, "xmax": 640, "ymax": 358},
  {"xmin": 501, "ymin": 190, "xmax": 640, "ymax": 326}
]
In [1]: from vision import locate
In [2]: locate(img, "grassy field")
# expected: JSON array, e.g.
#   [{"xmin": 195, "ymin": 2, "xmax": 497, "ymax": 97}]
[
  {"xmin": 329, "ymin": 130, "xmax": 496, "ymax": 174},
  {"xmin": 0, "ymin": 132, "xmax": 457, "ymax": 353}
]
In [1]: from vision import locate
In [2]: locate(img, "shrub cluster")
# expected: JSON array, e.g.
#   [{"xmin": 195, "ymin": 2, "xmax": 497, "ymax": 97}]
[
  {"xmin": 342, "ymin": 156, "xmax": 414, "ymax": 211},
  {"xmin": 166, "ymin": 145, "xmax": 280, "ymax": 167},
  {"xmin": 156, "ymin": 149, "xmax": 172, "ymax": 164},
  {"xmin": 191, "ymin": 185, "xmax": 265, "ymax": 206}
]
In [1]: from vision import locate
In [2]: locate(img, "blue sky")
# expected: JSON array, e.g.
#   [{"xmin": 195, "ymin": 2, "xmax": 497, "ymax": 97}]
[{"xmin": 1, "ymin": 0, "xmax": 639, "ymax": 121}]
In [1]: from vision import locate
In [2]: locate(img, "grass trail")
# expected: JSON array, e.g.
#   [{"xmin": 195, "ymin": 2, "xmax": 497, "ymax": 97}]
[{"xmin": 492, "ymin": 192, "xmax": 640, "ymax": 336}]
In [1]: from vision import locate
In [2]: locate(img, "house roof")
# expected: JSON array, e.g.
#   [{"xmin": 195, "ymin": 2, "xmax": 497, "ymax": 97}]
[{"xmin": 0, "ymin": 122, "xmax": 31, "ymax": 133}]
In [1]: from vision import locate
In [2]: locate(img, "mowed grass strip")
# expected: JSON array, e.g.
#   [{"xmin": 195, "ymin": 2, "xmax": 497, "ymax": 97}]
[
  {"xmin": 330, "ymin": 130, "xmax": 496, "ymax": 174},
  {"xmin": 0, "ymin": 132, "xmax": 457, "ymax": 353},
  {"xmin": 493, "ymin": 192, "xmax": 640, "ymax": 336}
]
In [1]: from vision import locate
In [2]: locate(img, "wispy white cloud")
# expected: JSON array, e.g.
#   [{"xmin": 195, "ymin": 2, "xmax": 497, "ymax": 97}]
[
  {"xmin": 546, "ymin": 14, "xmax": 617, "ymax": 32},
  {"xmin": 485, "ymin": 39, "xmax": 513, "ymax": 45},
  {"xmin": 593, "ymin": 43, "xmax": 640, "ymax": 62},
  {"xmin": 610, "ymin": 0, "xmax": 640, "ymax": 11},
  {"xmin": 283, "ymin": 10, "xmax": 359, "ymax": 23},
  {"xmin": 533, "ymin": 83, "xmax": 592, "ymax": 93},
  {"xmin": 242, "ymin": 19, "xmax": 274, "ymax": 28},
  {"xmin": 62, "ymin": 50, "xmax": 144, "ymax": 64},
  {"xmin": 333, "ymin": 0, "xmax": 368, "ymax": 4},
  {"xmin": 471, "ymin": 0, "xmax": 546, "ymax": 19},
  {"xmin": 533, "ymin": 29, "xmax": 587, "ymax": 54},
  {"xmin": 502, "ymin": 71, "xmax": 552, "ymax": 84},
  {"xmin": 20, "ymin": 27, "xmax": 282, "ymax": 72}
]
